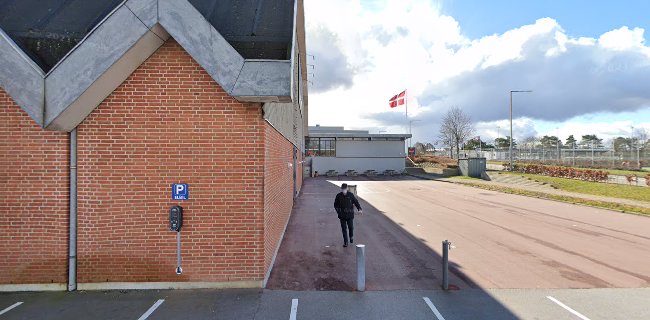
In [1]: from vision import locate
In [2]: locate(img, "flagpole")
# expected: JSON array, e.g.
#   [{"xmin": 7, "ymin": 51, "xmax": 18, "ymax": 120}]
[{"xmin": 405, "ymin": 90, "xmax": 409, "ymax": 147}]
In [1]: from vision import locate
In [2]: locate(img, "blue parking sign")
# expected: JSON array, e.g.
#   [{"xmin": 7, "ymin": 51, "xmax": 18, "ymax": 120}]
[{"xmin": 172, "ymin": 183, "xmax": 188, "ymax": 200}]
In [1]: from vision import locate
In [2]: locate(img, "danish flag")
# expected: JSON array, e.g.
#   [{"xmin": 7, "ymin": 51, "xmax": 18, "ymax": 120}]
[{"xmin": 389, "ymin": 90, "xmax": 407, "ymax": 108}]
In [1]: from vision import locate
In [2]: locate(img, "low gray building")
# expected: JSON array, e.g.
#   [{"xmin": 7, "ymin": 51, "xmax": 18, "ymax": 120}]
[{"xmin": 305, "ymin": 126, "xmax": 411, "ymax": 176}]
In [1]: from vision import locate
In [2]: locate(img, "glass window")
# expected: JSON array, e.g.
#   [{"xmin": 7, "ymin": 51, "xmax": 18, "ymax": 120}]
[
  {"xmin": 304, "ymin": 138, "xmax": 336, "ymax": 157},
  {"xmin": 305, "ymin": 138, "xmax": 319, "ymax": 157},
  {"xmin": 319, "ymin": 138, "xmax": 336, "ymax": 157}
]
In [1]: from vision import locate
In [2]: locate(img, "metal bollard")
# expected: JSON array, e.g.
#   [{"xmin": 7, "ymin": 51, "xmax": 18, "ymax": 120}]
[
  {"xmin": 442, "ymin": 240, "xmax": 451, "ymax": 290},
  {"xmin": 356, "ymin": 244, "xmax": 366, "ymax": 291}
]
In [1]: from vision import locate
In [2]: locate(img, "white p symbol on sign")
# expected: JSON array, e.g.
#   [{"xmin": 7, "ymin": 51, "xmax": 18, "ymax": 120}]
[{"xmin": 175, "ymin": 184, "xmax": 185, "ymax": 195}]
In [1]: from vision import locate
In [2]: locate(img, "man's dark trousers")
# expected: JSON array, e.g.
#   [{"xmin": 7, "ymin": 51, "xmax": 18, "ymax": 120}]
[{"xmin": 340, "ymin": 218, "xmax": 354, "ymax": 244}]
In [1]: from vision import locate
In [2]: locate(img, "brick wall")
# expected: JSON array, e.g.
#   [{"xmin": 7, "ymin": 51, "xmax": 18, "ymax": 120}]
[
  {"xmin": 0, "ymin": 88, "xmax": 69, "ymax": 285},
  {"xmin": 76, "ymin": 40, "xmax": 265, "ymax": 284},
  {"xmin": 0, "ymin": 38, "xmax": 303, "ymax": 287},
  {"xmin": 263, "ymin": 122, "xmax": 298, "ymax": 274}
]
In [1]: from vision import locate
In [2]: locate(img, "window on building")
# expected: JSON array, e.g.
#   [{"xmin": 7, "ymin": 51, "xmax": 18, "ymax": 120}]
[
  {"xmin": 320, "ymin": 138, "xmax": 336, "ymax": 157},
  {"xmin": 305, "ymin": 137, "xmax": 336, "ymax": 157},
  {"xmin": 305, "ymin": 138, "xmax": 318, "ymax": 156}
]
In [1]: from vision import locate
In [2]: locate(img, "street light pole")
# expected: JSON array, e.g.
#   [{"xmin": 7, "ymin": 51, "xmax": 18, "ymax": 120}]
[
  {"xmin": 591, "ymin": 140, "xmax": 595, "ymax": 166},
  {"xmin": 631, "ymin": 126, "xmax": 641, "ymax": 169},
  {"xmin": 556, "ymin": 127, "xmax": 560, "ymax": 163},
  {"xmin": 509, "ymin": 90, "xmax": 532, "ymax": 170},
  {"xmin": 496, "ymin": 126, "xmax": 500, "ymax": 160},
  {"xmin": 572, "ymin": 141, "xmax": 576, "ymax": 167},
  {"xmin": 631, "ymin": 126, "xmax": 635, "ymax": 165}
]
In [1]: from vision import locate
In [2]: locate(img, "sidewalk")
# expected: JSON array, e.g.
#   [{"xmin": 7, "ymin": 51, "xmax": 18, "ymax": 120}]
[{"xmin": 265, "ymin": 176, "xmax": 468, "ymax": 291}]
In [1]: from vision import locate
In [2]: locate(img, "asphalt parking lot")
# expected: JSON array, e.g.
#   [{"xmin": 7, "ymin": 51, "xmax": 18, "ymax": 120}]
[
  {"xmin": 1, "ymin": 288, "xmax": 649, "ymax": 319},
  {"xmin": 3, "ymin": 176, "xmax": 649, "ymax": 319},
  {"xmin": 269, "ymin": 176, "xmax": 650, "ymax": 290}
]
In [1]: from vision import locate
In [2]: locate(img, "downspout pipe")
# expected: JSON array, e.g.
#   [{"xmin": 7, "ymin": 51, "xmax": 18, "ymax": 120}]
[{"xmin": 68, "ymin": 128, "xmax": 77, "ymax": 291}]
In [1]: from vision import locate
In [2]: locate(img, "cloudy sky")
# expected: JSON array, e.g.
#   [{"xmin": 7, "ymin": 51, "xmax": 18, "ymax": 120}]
[{"xmin": 304, "ymin": 0, "xmax": 650, "ymax": 145}]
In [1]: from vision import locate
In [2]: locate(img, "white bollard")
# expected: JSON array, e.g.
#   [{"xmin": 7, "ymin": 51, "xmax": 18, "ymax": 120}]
[{"xmin": 356, "ymin": 244, "xmax": 366, "ymax": 291}]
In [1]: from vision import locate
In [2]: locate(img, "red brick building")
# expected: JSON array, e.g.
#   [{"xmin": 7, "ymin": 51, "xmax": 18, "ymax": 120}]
[{"xmin": 0, "ymin": 0, "xmax": 307, "ymax": 290}]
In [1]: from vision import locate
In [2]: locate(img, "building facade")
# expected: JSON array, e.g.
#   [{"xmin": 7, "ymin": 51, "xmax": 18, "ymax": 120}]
[
  {"xmin": 0, "ymin": 0, "xmax": 307, "ymax": 291},
  {"xmin": 306, "ymin": 126, "xmax": 411, "ymax": 176}
]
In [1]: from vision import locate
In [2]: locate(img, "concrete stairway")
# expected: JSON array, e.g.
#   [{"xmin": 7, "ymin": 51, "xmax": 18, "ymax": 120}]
[{"xmin": 484, "ymin": 172, "xmax": 556, "ymax": 190}]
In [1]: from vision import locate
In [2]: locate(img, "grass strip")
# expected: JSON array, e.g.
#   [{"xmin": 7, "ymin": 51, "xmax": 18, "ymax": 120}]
[
  {"xmin": 454, "ymin": 181, "xmax": 650, "ymax": 216},
  {"xmin": 501, "ymin": 172, "xmax": 649, "ymax": 202}
]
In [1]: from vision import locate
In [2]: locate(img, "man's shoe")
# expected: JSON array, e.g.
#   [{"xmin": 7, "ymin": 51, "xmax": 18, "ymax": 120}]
[
  {"xmin": 343, "ymin": 243, "xmax": 348, "ymax": 247},
  {"xmin": 350, "ymin": 238, "xmax": 354, "ymax": 243}
]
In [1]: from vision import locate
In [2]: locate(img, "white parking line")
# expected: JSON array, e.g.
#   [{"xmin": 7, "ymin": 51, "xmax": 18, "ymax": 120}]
[
  {"xmin": 0, "ymin": 302, "xmax": 23, "ymax": 316},
  {"xmin": 547, "ymin": 296, "xmax": 591, "ymax": 320},
  {"xmin": 423, "ymin": 297, "xmax": 446, "ymax": 320},
  {"xmin": 289, "ymin": 298, "xmax": 299, "ymax": 320},
  {"xmin": 137, "ymin": 299, "xmax": 165, "ymax": 320}
]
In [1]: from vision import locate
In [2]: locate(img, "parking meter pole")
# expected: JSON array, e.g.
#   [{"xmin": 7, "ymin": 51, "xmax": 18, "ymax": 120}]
[
  {"xmin": 356, "ymin": 244, "xmax": 366, "ymax": 291},
  {"xmin": 176, "ymin": 231, "xmax": 182, "ymax": 274},
  {"xmin": 442, "ymin": 240, "xmax": 449, "ymax": 291}
]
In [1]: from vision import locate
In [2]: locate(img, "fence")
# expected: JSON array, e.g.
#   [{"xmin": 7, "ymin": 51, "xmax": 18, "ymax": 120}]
[{"xmin": 430, "ymin": 148, "xmax": 650, "ymax": 170}]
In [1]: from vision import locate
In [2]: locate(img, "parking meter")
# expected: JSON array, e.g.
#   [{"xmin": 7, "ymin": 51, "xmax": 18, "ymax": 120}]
[
  {"xmin": 169, "ymin": 205, "xmax": 183, "ymax": 274},
  {"xmin": 169, "ymin": 205, "xmax": 183, "ymax": 232}
]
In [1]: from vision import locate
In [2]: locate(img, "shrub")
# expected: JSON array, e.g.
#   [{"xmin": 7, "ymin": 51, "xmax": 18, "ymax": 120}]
[
  {"xmin": 626, "ymin": 175, "xmax": 638, "ymax": 185},
  {"xmin": 512, "ymin": 164, "xmax": 608, "ymax": 182}
]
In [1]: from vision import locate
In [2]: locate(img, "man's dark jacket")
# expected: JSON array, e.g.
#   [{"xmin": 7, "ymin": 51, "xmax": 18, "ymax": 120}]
[{"xmin": 334, "ymin": 192, "xmax": 362, "ymax": 220}]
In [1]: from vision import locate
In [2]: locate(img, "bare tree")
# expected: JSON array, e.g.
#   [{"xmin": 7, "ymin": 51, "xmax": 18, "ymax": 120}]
[
  {"xmin": 522, "ymin": 136, "xmax": 538, "ymax": 149},
  {"xmin": 438, "ymin": 106, "xmax": 475, "ymax": 159}
]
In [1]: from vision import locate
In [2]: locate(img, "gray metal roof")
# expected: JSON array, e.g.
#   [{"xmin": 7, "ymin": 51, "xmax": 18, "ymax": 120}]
[
  {"xmin": 0, "ymin": 0, "xmax": 305, "ymax": 131},
  {"xmin": 308, "ymin": 126, "xmax": 411, "ymax": 139},
  {"xmin": 189, "ymin": 0, "xmax": 295, "ymax": 59},
  {"xmin": 0, "ymin": 0, "xmax": 124, "ymax": 72},
  {"xmin": 308, "ymin": 133, "xmax": 412, "ymax": 139},
  {"xmin": 0, "ymin": 0, "xmax": 295, "ymax": 72}
]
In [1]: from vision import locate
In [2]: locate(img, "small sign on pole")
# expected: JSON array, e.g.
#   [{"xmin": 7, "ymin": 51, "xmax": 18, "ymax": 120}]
[
  {"xmin": 408, "ymin": 147, "xmax": 416, "ymax": 157},
  {"xmin": 172, "ymin": 183, "xmax": 188, "ymax": 200}
]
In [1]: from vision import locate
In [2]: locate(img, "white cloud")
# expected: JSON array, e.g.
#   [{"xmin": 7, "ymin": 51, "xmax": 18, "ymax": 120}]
[
  {"xmin": 598, "ymin": 26, "xmax": 646, "ymax": 50},
  {"xmin": 307, "ymin": 26, "xmax": 355, "ymax": 93},
  {"xmin": 305, "ymin": 0, "xmax": 650, "ymax": 143}
]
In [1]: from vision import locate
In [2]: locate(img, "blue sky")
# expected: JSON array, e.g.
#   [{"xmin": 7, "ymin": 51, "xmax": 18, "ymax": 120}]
[
  {"xmin": 306, "ymin": 0, "xmax": 650, "ymax": 142},
  {"xmin": 443, "ymin": 0, "xmax": 650, "ymax": 41},
  {"xmin": 438, "ymin": 0, "xmax": 650, "ymax": 141}
]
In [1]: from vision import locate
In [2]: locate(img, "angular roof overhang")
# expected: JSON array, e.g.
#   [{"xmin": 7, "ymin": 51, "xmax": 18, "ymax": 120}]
[{"xmin": 0, "ymin": 0, "xmax": 299, "ymax": 131}]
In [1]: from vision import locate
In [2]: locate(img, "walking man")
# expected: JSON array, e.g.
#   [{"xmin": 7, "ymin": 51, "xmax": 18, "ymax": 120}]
[{"xmin": 334, "ymin": 183, "xmax": 362, "ymax": 247}]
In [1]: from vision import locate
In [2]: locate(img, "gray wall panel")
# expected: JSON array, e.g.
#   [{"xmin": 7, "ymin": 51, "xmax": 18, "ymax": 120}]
[
  {"xmin": 0, "ymin": 30, "xmax": 44, "ymax": 124},
  {"xmin": 159, "ymin": 0, "xmax": 244, "ymax": 92},
  {"xmin": 45, "ymin": 6, "xmax": 149, "ymax": 126},
  {"xmin": 125, "ymin": 0, "xmax": 158, "ymax": 29},
  {"xmin": 261, "ymin": 25, "xmax": 305, "ymax": 149},
  {"xmin": 45, "ymin": 30, "xmax": 165, "ymax": 131},
  {"xmin": 231, "ymin": 61, "xmax": 291, "ymax": 98},
  {"xmin": 336, "ymin": 141, "xmax": 406, "ymax": 158},
  {"xmin": 312, "ymin": 157, "xmax": 405, "ymax": 174},
  {"xmin": 264, "ymin": 102, "xmax": 295, "ymax": 145}
]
